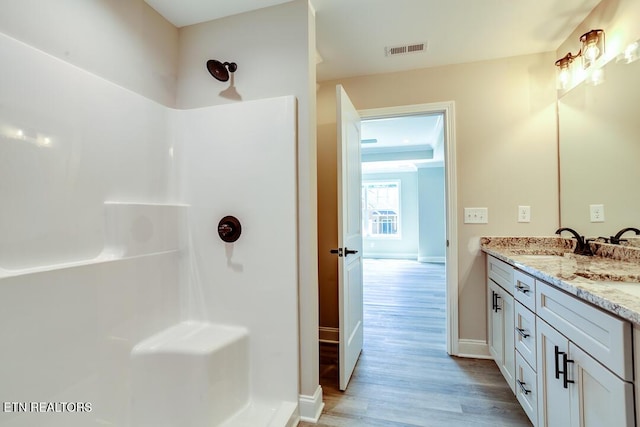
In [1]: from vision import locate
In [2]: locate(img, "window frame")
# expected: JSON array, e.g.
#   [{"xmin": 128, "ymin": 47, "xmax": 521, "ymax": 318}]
[{"xmin": 361, "ymin": 180, "xmax": 402, "ymax": 239}]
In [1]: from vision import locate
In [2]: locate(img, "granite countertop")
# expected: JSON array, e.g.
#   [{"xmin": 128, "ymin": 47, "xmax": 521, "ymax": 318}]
[{"xmin": 481, "ymin": 236, "xmax": 640, "ymax": 326}]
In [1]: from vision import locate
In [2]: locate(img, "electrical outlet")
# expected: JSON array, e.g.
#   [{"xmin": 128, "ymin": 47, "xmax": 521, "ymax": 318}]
[
  {"xmin": 590, "ymin": 204, "xmax": 605, "ymax": 222},
  {"xmin": 518, "ymin": 205, "xmax": 531, "ymax": 223},
  {"xmin": 464, "ymin": 207, "xmax": 488, "ymax": 224}
]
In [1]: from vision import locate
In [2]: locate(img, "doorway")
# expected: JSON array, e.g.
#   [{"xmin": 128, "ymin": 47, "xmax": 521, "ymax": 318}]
[
  {"xmin": 316, "ymin": 100, "xmax": 459, "ymax": 392},
  {"xmin": 359, "ymin": 102, "xmax": 458, "ymax": 356}
]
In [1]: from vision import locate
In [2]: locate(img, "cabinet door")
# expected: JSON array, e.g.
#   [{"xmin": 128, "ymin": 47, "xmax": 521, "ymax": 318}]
[
  {"xmin": 537, "ymin": 318, "xmax": 571, "ymax": 427},
  {"xmin": 488, "ymin": 279, "xmax": 503, "ymax": 364},
  {"xmin": 569, "ymin": 343, "xmax": 634, "ymax": 427},
  {"xmin": 488, "ymin": 279, "xmax": 515, "ymax": 393},
  {"xmin": 501, "ymin": 287, "xmax": 515, "ymax": 393}
]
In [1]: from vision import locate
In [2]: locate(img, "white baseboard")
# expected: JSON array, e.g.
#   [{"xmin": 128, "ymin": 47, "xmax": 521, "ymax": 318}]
[
  {"xmin": 417, "ymin": 256, "xmax": 445, "ymax": 263},
  {"xmin": 299, "ymin": 385, "xmax": 324, "ymax": 423},
  {"xmin": 456, "ymin": 339, "xmax": 492, "ymax": 359},
  {"xmin": 319, "ymin": 327, "xmax": 339, "ymax": 343}
]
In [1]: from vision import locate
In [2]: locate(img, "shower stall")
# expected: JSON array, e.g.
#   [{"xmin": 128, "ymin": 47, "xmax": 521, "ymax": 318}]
[{"xmin": 0, "ymin": 30, "xmax": 299, "ymax": 427}]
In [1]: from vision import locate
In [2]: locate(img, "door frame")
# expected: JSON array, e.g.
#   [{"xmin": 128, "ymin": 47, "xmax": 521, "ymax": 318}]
[{"xmin": 358, "ymin": 101, "xmax": 458, "ymax": 355}]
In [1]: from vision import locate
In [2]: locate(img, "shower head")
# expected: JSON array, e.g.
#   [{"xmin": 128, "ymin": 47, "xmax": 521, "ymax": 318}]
[{"xmin": 206, "ymin": 60, "xmax": 237, "ymax": 82}]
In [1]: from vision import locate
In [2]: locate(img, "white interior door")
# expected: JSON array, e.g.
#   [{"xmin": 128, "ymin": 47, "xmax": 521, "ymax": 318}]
[{"xmin": 336, "ymin": 84, "xmax": 363, "ymax": 391}]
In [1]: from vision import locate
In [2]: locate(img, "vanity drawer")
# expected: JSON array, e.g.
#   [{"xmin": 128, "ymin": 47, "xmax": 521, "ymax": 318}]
[
  {"xmin": 487, "ymin": 256, "xmax": 513, "ymax": 293},
  {"xmin": 513, "ymin": 270, "xmax": 535, "ymax": 311},
  {"xmin": 515, "ymin": 352, "xmax": 538, "ymax": 427},
  {"xmin": 536, "ymin": 280, "xmax": 633, "ymax": 381},
  {"xmin": 514, "ymin": 302, "xmax": 536, "ymax": 370}
]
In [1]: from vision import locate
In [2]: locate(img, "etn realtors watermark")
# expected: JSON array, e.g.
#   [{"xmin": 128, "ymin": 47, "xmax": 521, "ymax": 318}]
[{"xmin": 3, "ymin": 401, "xmax": 92, "ymax": 413}]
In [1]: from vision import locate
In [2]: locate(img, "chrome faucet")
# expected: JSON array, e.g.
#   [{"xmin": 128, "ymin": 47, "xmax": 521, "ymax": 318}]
[
  {"xmin": 610, "ymin": 227, "xmax": 640, "ymax": 244},
  {"xmin": 555, "ymin": 227, "xmax": 593, "ymax": 256}
]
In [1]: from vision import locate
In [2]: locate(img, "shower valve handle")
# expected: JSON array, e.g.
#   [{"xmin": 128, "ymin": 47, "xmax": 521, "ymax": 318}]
[
  {"xmin": 219, "ymin": 224, "xmax": 233, "ymax": 236},
  {"xmin": 218, "ymin": 216, "xmax": 241, "ymax": 243}
]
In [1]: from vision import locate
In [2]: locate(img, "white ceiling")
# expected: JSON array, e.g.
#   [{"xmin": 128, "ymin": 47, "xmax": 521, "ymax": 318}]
[
  {"xmin": 144, "ymin": 0, "xmax": 294, "ymax": 28},
  {"xmin": 144, "ymin": 0, "xmax": 602, "ymax": 81}
]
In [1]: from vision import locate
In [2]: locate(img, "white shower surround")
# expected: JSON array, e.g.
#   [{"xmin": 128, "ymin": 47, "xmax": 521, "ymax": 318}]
[{"xmin": 0, "ymin": 30, "xmax": 299, "ymax": 426}]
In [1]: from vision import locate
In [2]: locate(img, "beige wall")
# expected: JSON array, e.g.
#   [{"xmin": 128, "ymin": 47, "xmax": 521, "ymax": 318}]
[
  {"xmin": 0, "ymin": 0, "xmax": 179, "ymax": 106},
  {"xmin": 317, "ymin": 52, "xmax": 559, "ymax": 343}
]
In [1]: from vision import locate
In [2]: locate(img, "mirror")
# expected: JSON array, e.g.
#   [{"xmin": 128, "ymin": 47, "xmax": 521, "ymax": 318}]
[{"xmin": 558, "ymin": 52, "xmax": 640, "ymax": 240}]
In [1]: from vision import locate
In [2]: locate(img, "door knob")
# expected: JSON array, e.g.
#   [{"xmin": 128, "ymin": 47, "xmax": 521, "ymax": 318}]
[{"xmin": 330, "ymin": 247, "xmax": 358, "ymax": 257}]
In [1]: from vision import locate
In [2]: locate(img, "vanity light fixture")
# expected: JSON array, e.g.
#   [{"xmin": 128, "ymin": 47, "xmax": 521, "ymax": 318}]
[
  {"xmin": 580, "ymin": 29, "xmax": 605, "ymax": 69},
  {"xmin": 555, "ymin": 52, "xmax": 578, "ymax": 90},
  {"xmin": 555, "ymin": 29, "xmax": 606, "ymax": 89}
]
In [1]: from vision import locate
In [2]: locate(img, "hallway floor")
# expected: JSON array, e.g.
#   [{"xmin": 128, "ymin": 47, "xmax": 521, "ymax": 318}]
[{"xmin": 300, "ymin": 258, "xmax": 531, "ymax": 427}]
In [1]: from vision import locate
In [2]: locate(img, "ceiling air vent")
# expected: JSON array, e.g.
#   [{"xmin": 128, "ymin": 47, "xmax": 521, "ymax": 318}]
[{"xmin": 385, "ymin": 42, "xmax": 427, "ymax": 57}]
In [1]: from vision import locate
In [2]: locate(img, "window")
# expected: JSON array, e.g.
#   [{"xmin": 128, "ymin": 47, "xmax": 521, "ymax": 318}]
[{"xmin": 362, "ymin": 181, "xmax": 400, "ymax": 237}]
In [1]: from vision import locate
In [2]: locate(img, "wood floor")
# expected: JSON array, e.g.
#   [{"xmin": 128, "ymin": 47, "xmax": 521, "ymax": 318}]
[{"xmin": 300, "ymin": 258, "xmax": 531, "ymax": 427}]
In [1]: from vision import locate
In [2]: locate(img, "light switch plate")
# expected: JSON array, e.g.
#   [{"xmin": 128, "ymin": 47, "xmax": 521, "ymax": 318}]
[
  {"xmin": 590, "ymin": 204, "xmax": 605, "ymax": 222},
  {"xmin": 518, "ymin": 205, "xmax": 531, "ymax": 223},
  {"xmin": 464, "ymin": 207, "xmax": 488, "ymax": 224}
]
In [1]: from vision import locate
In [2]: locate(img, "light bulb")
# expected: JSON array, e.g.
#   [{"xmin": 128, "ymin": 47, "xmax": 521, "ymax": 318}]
[
  {"xmin": 580, "ymin": 29, "xmax": 605, "ymax": 69},
  {"xmin": 584, "ymin": 43, "xmax": 600, "ymax": 61}
]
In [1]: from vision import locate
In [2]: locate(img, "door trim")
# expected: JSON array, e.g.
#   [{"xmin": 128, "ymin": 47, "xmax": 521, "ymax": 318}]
[{"xmin": 358, "ymin": 101, "xmax": 458, "ymax": 355}]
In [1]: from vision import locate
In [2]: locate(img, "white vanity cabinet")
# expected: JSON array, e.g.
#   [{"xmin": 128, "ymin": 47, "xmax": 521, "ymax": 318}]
[
  {"xmin": 487, "ymin": 256, "xmax": 515, "ymax": 393},
  {"xmin": 485, "ymin": 254, "xmax": 636, "ymax": 426}
]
